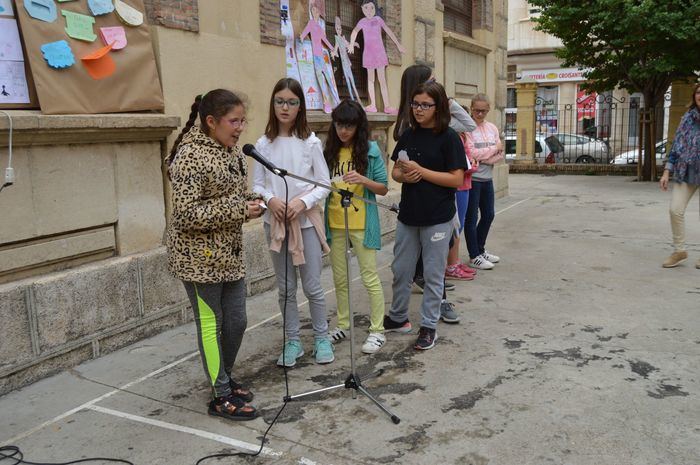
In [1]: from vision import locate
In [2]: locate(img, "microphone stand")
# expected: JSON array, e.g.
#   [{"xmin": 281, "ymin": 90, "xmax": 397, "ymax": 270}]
[{"xmin": 261, "ymin": 163, "xmax": 401, "ymax": 424}]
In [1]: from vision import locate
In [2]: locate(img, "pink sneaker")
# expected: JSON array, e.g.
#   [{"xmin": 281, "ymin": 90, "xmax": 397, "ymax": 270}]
[
  {"xmin": 365, "ymin": 104, "xmax": 378, "ymax": 113},
  {"xmin": 323, "ymin": 103, "xmax": 333, "ymax": 114},
  {"xmin": 445, "ymin": 264, "xmax": 475, "ymax": 281},
  {"xmin": 457, "ymin": 263, "xmax": 477, "ymax": 276},
  {"xmin": 383, "ymin": 106, "xmax": 398, "ymax": 115}
]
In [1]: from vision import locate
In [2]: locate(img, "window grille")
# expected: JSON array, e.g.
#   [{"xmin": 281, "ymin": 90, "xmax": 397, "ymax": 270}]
[{"xmin": 443, "ymin": 0, "xmax": 473, "ymax": 37}]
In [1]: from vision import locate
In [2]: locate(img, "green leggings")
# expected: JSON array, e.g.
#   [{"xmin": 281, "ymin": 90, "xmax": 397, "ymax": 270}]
[{"xmin": 182, "ymin": 279, "xmax": 247, "ymax": 398}]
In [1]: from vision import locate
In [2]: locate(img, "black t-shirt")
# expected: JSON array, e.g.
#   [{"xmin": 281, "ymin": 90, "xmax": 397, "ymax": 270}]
[{"xmin": 391, "ymin": 127, "xmax": 467, "ymax": 226}]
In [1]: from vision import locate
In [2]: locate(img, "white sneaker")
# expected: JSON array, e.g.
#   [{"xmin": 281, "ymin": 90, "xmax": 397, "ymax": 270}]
[
  {"xmin": 469, "ymin": 254, "xmax": 495, "ymax": 270},
  {"xmin": 330, "ymin": 327, "xmax": 348, "ymax": 343},
  {"xmin": 482, "ymin": 250, "xmax": 500, "ymax": 263},
  {"xmin": 361, "ymin": 333, "xmax": 386, "ymax": 354}
]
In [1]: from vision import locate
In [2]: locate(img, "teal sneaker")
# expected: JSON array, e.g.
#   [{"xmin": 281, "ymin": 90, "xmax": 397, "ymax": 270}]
[
  {"xmin": 314, "ymin": 338, "xmax": 335, "ymax": 364},
  {"xmin": 277, "ymin": 340, "xmax": 304, "ymax": 367}
]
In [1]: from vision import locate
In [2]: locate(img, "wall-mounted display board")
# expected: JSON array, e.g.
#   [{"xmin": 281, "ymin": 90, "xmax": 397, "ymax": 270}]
[{"xmin": 12, "ymin": 0, "xmax": 164, "ymax": 114}]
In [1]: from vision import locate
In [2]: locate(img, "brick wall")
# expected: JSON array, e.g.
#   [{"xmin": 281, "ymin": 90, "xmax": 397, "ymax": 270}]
[
  {"xmin": 143, "ymin": 0, "xmax": 199, "ymax": 32},
  {"xmin": 260, "ymin": 1, "xmax": 286, "ymax": 46}
]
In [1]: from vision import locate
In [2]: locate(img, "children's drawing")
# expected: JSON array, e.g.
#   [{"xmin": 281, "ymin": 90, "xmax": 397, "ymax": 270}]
[
  {"xmin": 349, "ymin": 0, "xmax": 405, "ymax": 114},
  {"xmin": 332, "ymin": 16, "xmax": 359, "ymax": 101},
  {"xmin": 280, "ymin": 0, "xmax": 301, "ymax": 82},
  {"xmin": 299, "ymin": 0, "xmax": 338, "ymax": 113}
]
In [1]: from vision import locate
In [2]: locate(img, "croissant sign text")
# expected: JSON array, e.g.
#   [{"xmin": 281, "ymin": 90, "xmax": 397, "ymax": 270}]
[{"xmin": 517, "ymin": 67, "xmax": 592, "ymax": 83}]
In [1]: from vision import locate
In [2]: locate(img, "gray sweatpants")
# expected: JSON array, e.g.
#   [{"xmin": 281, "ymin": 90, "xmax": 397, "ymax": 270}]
[
  {"xmin": 389, "ymin": 220, "xmax": 452, "ymax": 330},
  {"xmin": 182, "ymin": 279, "xmax": 247, "ymax": 398},
  {"xmin": 265, "ymin": 224, "xmax": 329, "ymax": 341}
]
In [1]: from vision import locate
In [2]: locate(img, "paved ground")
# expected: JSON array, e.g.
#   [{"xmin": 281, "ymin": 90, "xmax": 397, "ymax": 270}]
[{"xmin": 1, "ymin": 174, "xmax": 699, "ymax": 465}]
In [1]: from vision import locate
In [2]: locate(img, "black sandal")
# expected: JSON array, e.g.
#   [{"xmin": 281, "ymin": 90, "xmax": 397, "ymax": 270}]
[
  {"xmin": 229, "ymin": 379, "xmax": 254, "ymax": 402},
  {"xmin": 208, "ymin": 395, "xmax": 257, "ymax": 421}
]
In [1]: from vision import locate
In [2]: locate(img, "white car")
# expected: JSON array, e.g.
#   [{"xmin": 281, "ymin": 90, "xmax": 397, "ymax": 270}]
[
  {"xmin": 505, "ymin": 134, "xmax": 554, "ymax": 163},
  {"xmin": 546, "ymin": 133, "xmax": 610, "ymax": 164},
  {"xmin": 610, "ymin": 140, "xmax": 667, "ymax": 165}
]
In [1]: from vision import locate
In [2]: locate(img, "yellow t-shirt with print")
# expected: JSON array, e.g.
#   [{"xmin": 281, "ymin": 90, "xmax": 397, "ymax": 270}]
[{"xmin": 327, "ymin": 147, "xmax": 366, "ymax": 229}]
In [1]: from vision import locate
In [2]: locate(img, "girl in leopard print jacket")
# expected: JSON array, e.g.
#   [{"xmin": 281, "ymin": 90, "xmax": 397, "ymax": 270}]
[{"xmin": 165, "ymin": 89, "xmax": 263, "ymax": 421}]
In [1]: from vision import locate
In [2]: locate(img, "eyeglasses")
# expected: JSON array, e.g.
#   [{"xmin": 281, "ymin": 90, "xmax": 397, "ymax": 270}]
[
  {"xmin": 228, "ymin": 118, "xmax": 247, "ymax": 129},
  {"xmin": 410, "ymin": 101, "xmax": 436, "ymax": 111},
  {"xmin": 334, "ymin": 122, "xmax": 357, "ymax": 131},
  {"xmin": 274, "ymin": 97, "xmax": 301, "ymax": 108}
]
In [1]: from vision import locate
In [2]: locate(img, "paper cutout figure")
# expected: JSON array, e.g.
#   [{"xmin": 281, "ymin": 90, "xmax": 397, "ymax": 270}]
[
  {"xmin": 62, "ymin": 10, "xmax": 97, "ymax": 42},
  {"xmin": 88, "ymin": 0, "xmax": 114, "ymax": 16},
  {"xmin": 349, "ymin": 0, "xmax": 405, "ymax": 114},
  {"xmin": 81, "ymin": 42, "xmax": 115, "ymax": 79},
  {"xmin": 114, "ymin": 0, "xmax": 143, "ymax": 26},
  {"xmin": 299, "ymin": 0, "xmax": 338, "ymax": 113},
  {"xmin": 294, "ymin": 38, "xmax": 322, "ymax": 110},
  {"xmin": 100, "ymin": 26, "xmax": 127, "ymax": 49},
  {"xmin": 41, "ymin": 40, "xmax": 75, "ymax": 68},
  {"xmin": 0, "ymin": 0, "xmax": 14, "ymax": 16},
  {"xmin": 280, "ymin": 0, "xmax": 301, "ymax": 82},
  {"xmin": 23, "ymin": 0, "xmax": 58, "ymax": 23},
  {"xmin": 332, "ymin": 16, "xmax": 359, "ymax": 102},
  {"xmin": 0, "ymin": 18, "xmax": 24, "ymax": 61}
]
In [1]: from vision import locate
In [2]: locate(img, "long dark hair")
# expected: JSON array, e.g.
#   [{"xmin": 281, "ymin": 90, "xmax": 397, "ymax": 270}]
[
  {"xmin": 166, "ymin": 89, "xmax": 245, "ymax": 168},
  {"xmin": 393, "ymin": 64, "xmax": 432, "ymax": 141},
  {"xmin": 690, "ymin": 83, "xmax": 700, "ymax": 111},
  {"xmin": 409, "ymin": 81, "xmax": 451, "ymax": 133},
  {"xmin": 324, "ymin": 100, "xmax": 370, "ymax": 176},
  {"xmin": 264, "ymin": 78, "xmax": 311, "ymax": 141}
]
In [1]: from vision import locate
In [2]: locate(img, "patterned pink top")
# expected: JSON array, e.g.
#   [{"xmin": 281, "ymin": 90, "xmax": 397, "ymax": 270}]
[{"xmin": 356, "ymin": 16, "xmax": 388, "ymax": 69}]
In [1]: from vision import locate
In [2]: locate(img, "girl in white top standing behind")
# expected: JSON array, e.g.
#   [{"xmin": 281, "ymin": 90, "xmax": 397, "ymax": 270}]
[{"xmin": 253, "ymin": 78, "xmax": 334, "ymax": 367}]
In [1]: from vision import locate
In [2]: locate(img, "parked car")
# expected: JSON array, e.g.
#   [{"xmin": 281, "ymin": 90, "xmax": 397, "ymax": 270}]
[
  {"xmin": 610, "ymin": 139, "xmax": 667, "ymax": 165},
  {"xmin": 546, "ymin": 133, "xmax": 610, "ymax": 164},
  {"xmin": 505, "ymin": 134, "xmax": 554, "ymax": 163}
]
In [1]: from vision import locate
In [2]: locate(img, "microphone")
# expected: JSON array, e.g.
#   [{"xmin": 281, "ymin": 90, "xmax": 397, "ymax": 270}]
[{"xmin": 242, "ymin": 144, "xmax": 286, "ymax": 176}]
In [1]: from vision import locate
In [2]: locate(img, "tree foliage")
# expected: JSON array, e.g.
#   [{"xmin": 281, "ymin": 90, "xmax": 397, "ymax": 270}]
[
  {"xmin": 528, "ymin": 0, "xmax": 700, "ymax": 178},
  {"xmin": 528, "ymin": 0, "xmax": 700, "ymax": 105}
]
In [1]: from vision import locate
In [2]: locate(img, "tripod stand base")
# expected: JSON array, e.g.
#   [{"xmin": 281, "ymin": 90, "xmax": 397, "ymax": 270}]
[{"xmin": 284, "ymin": 368, "xmax": 401, "ymax": 424}]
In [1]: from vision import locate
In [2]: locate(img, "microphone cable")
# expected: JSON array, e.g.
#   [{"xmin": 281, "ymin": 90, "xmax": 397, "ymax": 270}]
[
  {"xmin": 195, "ymin": 175, "xmax": 293, "ymax": 464},
  {"xmin": 0, "ymin": 445, "xmax": 134, "ymax": 465}
]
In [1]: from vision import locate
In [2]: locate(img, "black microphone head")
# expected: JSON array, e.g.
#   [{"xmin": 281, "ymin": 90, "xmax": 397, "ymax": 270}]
[{"xmin": 242, "ymin": 144, "xmax": 255, "ymax": 156}]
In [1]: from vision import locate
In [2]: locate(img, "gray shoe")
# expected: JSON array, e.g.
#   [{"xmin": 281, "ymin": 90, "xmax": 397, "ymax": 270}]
[{"xmin": 439, "ymin": 301, "xmax": 460, "ymax": 324}]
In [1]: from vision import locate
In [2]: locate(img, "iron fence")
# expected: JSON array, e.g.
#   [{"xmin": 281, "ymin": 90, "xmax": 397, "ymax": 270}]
[{"xmin": 505, "ymin": 93, "xmax": 672, "ymax": 165}]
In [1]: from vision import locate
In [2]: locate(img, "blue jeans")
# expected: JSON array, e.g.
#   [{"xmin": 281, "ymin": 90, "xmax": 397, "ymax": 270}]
[
  {"xmin": 464, "ymin": 180, "xmax": 495, "ymax": 259},
  {"xmin": 456, "ymin": 190, "xmax": 470, "ymax": 234}
]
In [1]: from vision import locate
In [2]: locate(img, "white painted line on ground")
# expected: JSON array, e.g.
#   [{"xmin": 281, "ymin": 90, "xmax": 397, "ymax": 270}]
[
  {"xmin": 87, "ymin": 405, "xmax": 282, "ymax": 457},
  {"xmin": 6, "ymin": 196, "xmax": 533, "ymax": 446},
  {"xmin": 495, "ymin": 197, "xmax": 532, "ymax": 216}
]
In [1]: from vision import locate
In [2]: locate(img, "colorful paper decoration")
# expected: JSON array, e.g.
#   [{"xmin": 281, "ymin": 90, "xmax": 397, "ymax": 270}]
[
  {"xmin": 88, "ymin": 0, "xmax": 114, "ymax": 16},
  {"xmin": 23, "ymin": 0, "xmax": 57, "ymax": 23},
  {"xmin": 0, "ymin": 60, "xmax": 30, "ymax": 103},
  {"xmin": 349, "ymin": 0, "xmax": 405, "ymax": 114},
  {"xmin": 333, "ymin": 16, "xmax": 359, "ymax": 101},
  {"xmin": 299, "ymin": 1, "xmax": 339, "ymax": 113},
  {"xmin": 99, "ymin": 26, "xmax": 127, "ymax": 49},
  {"xmin": 81, "ymin": 42, "xmax": 115, "ymax": 79},
  {"xmin": 114, "ymin": 0, "xmax": 142, "ymax": 26},
  {"xmin": 62, "ymin": 10, "xmax": 97, "ymax": 42},
  {"xmin": 40, "ymin": 40, "xmax": 75, "ymax": 68}
]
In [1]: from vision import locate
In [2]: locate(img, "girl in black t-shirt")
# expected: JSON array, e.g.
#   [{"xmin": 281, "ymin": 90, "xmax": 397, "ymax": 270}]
[{"xmin": 384, "ymin": 81, "xmax": 466, "ymax": 350}]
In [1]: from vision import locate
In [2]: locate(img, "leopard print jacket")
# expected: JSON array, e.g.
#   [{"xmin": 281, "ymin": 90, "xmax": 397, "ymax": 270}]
[{"xmin": 166, "ymin": 126, "xmax": 261, "ymax": 283}]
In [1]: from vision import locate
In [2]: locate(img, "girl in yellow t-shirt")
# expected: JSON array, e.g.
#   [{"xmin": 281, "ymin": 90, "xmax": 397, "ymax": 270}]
[{"xmin": 324, "ymin": 100, "xmax": 389, "ymax": 354}]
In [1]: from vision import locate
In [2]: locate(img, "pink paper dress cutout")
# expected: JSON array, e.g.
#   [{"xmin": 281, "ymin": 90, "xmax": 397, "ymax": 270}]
[{"xmin": 355, "ymin": 17, "xmax": 389, "ymax": 69}]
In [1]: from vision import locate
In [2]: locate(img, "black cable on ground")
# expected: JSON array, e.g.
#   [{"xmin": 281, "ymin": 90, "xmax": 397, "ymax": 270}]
[{"xmin": 0, "ymin": 446, "xmax": 134, "ymax": 465}]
